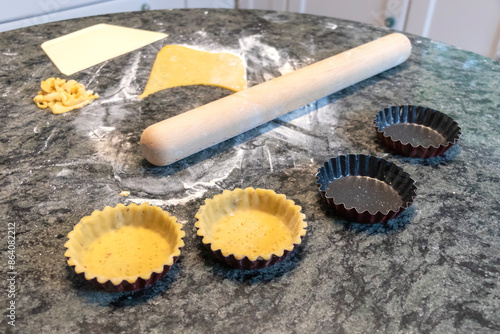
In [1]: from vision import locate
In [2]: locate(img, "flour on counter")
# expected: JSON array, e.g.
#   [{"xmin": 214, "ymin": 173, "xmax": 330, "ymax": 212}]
[
  {"xmin": 166, "ymin": 173, "xmax": 234, "ymax": 206},
  {"xmin": 239, "ymin": 34, "xmax": 300, "ymax": 79},
  {"xmin": 88, "ymin": 126, "xmax": 115, "ymax": 139},
  {"xmin": 325, "ymin": 22, "xmax": 338, "ymax": 30},
  {"xmin": 99, "ymin": 51, "xmax": 143, "ymax": 104},
  {"xmin": 126, "ymin": 198, "xmax": 167, "ymax": 206},
  {"xmin": 75, "ymin": 33, "xmax": 337, "ymax": 206}
]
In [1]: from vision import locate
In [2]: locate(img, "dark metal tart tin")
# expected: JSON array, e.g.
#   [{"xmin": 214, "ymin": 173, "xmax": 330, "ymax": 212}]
[
  {"xmin": 316, "ymin": 154, "xmax": 417, "ymax": 223},
  {"xmin": 374, "ymin": 105, "xmax": 461, "ymax": 158}
]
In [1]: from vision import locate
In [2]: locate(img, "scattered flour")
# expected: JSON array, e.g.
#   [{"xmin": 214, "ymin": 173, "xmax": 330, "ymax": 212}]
[
  {"xmin": 99, "ymin": 51, "xmax": 143, "ymax": 104},
  {"xmin": 239, "ymin": 34, "xmax": 298, "ymax": 78},
  {"xmin": 325, "ymin": 22, "xmax": 338, "ymax": 30},
  {"xmin": 80, "ymin": 33, "xmax": 337, "ymax": 205}
]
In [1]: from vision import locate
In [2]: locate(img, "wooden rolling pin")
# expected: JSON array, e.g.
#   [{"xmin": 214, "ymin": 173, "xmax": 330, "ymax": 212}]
[{"xmin": 140, "ymin": 32, "xmax": 412, "ymax": 166}]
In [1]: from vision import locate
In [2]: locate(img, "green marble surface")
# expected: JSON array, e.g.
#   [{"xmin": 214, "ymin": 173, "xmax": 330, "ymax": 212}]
[{"xmin": 0, "ymin": 8, "xmax": 499, "ymax": 334}]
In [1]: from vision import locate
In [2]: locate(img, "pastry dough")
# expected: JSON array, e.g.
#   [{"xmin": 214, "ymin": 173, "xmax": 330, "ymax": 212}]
[
  {"xmin": 210, "ymin": 208, "xmax": 293, "ymax": 257},
  {"xmin": 139, "ymin": 45, "xmax": 246, "ymax": 98},
  {"xmin": 83, "ymin": 226, "xmax": 173, "ymax": 278},
  {"xmin": 33, "ymin": 77, "xmax": 98, "ymax": 114}
]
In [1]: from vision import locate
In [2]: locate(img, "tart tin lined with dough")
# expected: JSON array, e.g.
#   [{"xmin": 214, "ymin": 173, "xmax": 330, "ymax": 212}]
[
  {"xmin": 374, "ymin": 105, "xmax": 461, "ymax": 158},
  {"xmin": 316, "ymin": 154, "xmax": 417, "ymax": 223},
  {"xmin": 64, "ymin": 203, "xmax": 185, "ymax": 292},
  {"xmin": 195, "ymin": 188, "xmax": 307, "ymax": 270}
]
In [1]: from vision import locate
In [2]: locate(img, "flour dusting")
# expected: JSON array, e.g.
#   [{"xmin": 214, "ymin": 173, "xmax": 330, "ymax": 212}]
[
  {"xmin": 78, "ymin": 33, "xmax": 332, "ymax": 205},
  {"xmin": 325, "ymin": 22, "xmax": 338, "ymax": 30},
  {"xmin": 126, "ymin": 198, "xmax": 167, "ymax": 206},
  {"xmin": 239, "ymin": 34, "xmax": 297, "ymax": 80},
  {"xmin": 100, "ymin": 51, "xmax": 142, "ymax": 104}
]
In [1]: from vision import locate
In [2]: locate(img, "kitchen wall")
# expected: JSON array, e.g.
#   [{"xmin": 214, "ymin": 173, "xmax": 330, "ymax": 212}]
[
  {"xmin": 1, "ymin": 0, "xmax": 499, "ymax": 60},
  {"xmin": 240, "ymin": 0, "xmax": 500, "ymax": 60}
]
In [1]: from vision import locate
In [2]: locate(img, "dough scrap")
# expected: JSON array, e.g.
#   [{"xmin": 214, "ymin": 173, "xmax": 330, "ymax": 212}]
[
  {"xmin": 139, "ymin": 45, "xmax": 246, "ymax": 99},
  {"xmin": 33, "ymin": 77, "xmax": 98, "ymax": 114}
]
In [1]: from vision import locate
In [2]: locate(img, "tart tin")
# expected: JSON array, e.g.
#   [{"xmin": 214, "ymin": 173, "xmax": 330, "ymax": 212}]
[
  {"xmin": 195, "ymin": 187, "xmax": 307, "ymax": 270},
  {"xmin": 374, "ymin": 105, "xmax": 461, "ymax": 158},
  {"xmin": 64, "ymin": 203, "xmax": 185, "ymax": 292},
  {"xmin": 316, "ymin": 154, "xmax": 417, "ymax": 223}
]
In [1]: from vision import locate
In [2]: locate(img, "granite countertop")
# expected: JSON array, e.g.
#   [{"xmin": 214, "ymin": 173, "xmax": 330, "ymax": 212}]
[{"xmin": 1, "ymin": 8, "xmax": 499, "ymax": 334}]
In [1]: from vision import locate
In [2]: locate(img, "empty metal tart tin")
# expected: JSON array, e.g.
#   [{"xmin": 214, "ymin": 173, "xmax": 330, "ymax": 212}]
[
  {"xmin": 316, "ymin": 154, "xmax": 417, "ymax": 223},
  {"xmin": 374, "ymin": 105, "xmax": 461, "ymax": 158}
]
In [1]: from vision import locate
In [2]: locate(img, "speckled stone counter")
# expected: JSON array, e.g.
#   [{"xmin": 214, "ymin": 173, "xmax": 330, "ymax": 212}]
[{"xmin": 1, "ymin": 8, "xmax": 499, "ymax": 334}]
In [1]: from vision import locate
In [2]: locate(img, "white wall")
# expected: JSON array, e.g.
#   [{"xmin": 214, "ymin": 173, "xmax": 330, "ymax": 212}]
[{"xmin": 405, "ymin": 0, "xmax": 500, "ymax": 59}]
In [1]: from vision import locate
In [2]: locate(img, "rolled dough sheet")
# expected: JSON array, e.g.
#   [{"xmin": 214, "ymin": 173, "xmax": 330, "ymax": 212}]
[
  {"xmin": 41, "ymin": 24, "xmax": 168, "ymax": 75},
  {"xmin": 139, "ymin": 45, "xmax": 247, "ymax": 99}
]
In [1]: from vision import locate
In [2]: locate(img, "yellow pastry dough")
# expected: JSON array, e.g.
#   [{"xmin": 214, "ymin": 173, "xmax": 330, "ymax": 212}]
[
  {"xmin": 64, "ymin": 203, "xmax": 185, "ymax": 288},
  {"xmin": 195, "ymin": 188, "xmax": 308, "ymax": 263},
  {"xmin": 83, "ymin": 226, "xmax": 172, "ymax": 278},
  {"xmin": 139, "ymin": 45, "xmax": 246, "ymax": 99},
  {"xmin": 210, "ymin": 208, "xmax": 293, "ymax": 258},
  {"xmin": 33, "ymin": 77, "xmax": 98, "ymax": 114}
]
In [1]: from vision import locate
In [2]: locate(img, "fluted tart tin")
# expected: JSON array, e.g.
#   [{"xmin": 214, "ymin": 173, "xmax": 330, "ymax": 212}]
[
  {"xmin": 316, "ymin": 154, "xmax": 417, "ymax": 223},
  {"xmin": 374, "ymin": 105, "xmax": 461, "ymax": 158},
  {"xmin": 64, "ymin": 203, "xmax": 185, "ymax": 292},
  {"xmin": 195, "ymin": 187, "xmax": 307, "ymax": 270}
]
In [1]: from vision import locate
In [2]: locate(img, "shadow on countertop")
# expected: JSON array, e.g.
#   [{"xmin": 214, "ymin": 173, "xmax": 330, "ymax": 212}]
[
  {"xmin": 196, "ymin": 242, "xmax": 305, "ymax": 284},
  {"xmin": 66, "ymin": 261, "xmax": 182, "ymax": 308}
]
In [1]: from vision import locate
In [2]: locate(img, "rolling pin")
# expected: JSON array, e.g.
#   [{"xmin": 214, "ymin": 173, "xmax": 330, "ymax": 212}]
[{"xmin": 140, "ymin": 32, "xmax": 412, "ymax": 166}]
